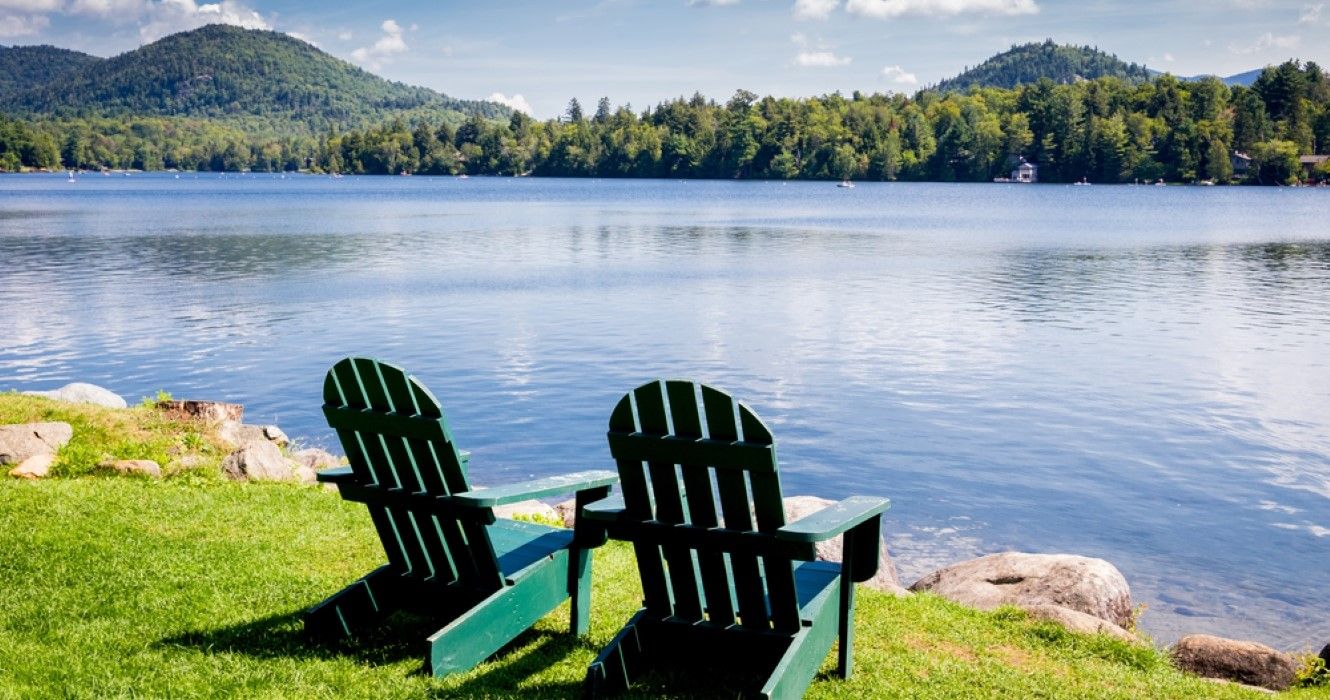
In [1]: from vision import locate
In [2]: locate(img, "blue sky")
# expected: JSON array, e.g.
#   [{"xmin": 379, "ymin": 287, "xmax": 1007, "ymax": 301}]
[{"xmin": 1, "ymin": 0, "xmax": 1325, "ymax": 118}]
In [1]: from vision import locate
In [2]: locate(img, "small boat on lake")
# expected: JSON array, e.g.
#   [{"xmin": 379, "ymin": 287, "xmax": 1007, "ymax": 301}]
[{"xmin": 838, "ymin": 179, "xmax": 855, "ymax": 188}]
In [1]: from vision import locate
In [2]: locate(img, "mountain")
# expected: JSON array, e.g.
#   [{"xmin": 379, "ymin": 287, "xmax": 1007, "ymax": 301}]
[
  {"xmin": 0, "ymin": 25, "xmax": 506, "ymax": 132},
  {"xmin": 0, "ymin": 45, "xmax": 102, "ymax": 102},
  {"xmin": 937, "ymin": 41, "xmax": 1153, "ymax": 92},
  {"xmin": 1151, "ymin": 68, "xmax": 1265, "ymax": 87}
]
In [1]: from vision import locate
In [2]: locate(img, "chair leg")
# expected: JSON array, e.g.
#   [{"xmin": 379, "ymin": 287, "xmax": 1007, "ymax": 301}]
[
  {"xmin": 585, "ymin": 609, "xmax": 649, "ymax": 698},
  {"xmin": 837, "ymin": 528, "xmax": 859, "ymax": 679},
  {"xmin": 304, "ymin": 565, "xmax": 402, "ymax": 641},
  {"xmin": 568, "ymin": 546, "xmax": 592, "ymax": 636}
]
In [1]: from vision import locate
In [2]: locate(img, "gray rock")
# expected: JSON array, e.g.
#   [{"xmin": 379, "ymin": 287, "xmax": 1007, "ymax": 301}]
[
  {"xmin": 8, "ymin": 453, "xmax": 55, "ymax": 479},
  {"xmin": 1170, "ymin": 634, "xmax": 1298, "ymax": 691},
  {"xmin": 553, "ymin": 497, "xmax": 578, "ymax": 528},
  {"xmin": 221, "ymin": 441, "xmax": 297, "ymax": 482},
  {"xmin": 0, "ymin": 422, "xmax": 73, "ymax": 465},
  {"xmin": 158, "ymin": 400, "xmax": 244, "ymax": 423},
  {"xmin": 24, "ymin": 382, "xmax": 127, "ymax": 409},
  {"xmin": 910, "ymin": 552, "xmax": 1133, "ymax": 628},
  {"xmin": 493, "ymin": 499, "xmax": 562, "ymax": 524},
  {"xmin": 293, "ymin": 464, "xmax": 319, "ymax": 485},
  {"xmin": 784, "ymin": 495, "xmax": 906, "ymax": 595},
  {"xmin": 292, "ymin": 448, "xmax": 339, "ymax": 470},
  {"xmin": 218, "ymin": 421, "xmax": 289, "ymax": 448},
  {"xmin": 98, "ymin": 459, "xmax": 162, "ymax": 479},
  {"xmin": 1020, "ymin": 604, "xmax": 1137, "ymax": 642}
]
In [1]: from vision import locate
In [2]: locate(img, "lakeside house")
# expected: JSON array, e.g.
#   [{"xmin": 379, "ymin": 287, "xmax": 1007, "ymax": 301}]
[
  {"xmin": 1300, "ymin": 154, "xmax": 1328, "ymax": 182},
  {"xmin": 1013, "ymin": 158, "xmax": 1038, "ymax": 183},
  {"xmin": 1231, "ymin": 151, "xmax": 1252, "ymax": 177}
]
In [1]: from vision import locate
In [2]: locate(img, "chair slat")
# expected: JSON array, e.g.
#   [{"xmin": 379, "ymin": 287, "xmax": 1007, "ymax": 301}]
[
  {"xmin": 636, "ymin": 382, "xmax": 703, "ymax": 622},
  {"xmin": 608, "ymin": 393, "xmax": 670, "ymax": 614},
  {"xmin": 700, "ymin": 385, "xmax": 769, "ymax": 631},
  {"xmin": 667, "ymin": 380, "xmax": 734, "ymax": 626}
]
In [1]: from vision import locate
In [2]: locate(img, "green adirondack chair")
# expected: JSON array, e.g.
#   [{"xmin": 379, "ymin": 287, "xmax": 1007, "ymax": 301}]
[
  {"xmin": 304, "ymin": 357, "xmax": 618, "ymax": 677},
  {"xmin": 578, "ymin": 380, "xmax": 890, "ymax": 699}
]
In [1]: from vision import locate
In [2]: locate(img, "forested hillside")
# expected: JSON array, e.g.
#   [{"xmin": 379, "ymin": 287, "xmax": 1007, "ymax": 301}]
[
  {"xmin": 0, "ymin": 46, "xmax": 102, "ymax": 102},
  {"xmin": 0, "ymin": 25, "xmax": 505, "ymax": 133},
  {"xmin": 318, "ymin": 61, "xmax": 1327, "ymax": 185},
  {"xmin": 938, "ymin": 41, "xmax": 1153, "ymax": 92}
]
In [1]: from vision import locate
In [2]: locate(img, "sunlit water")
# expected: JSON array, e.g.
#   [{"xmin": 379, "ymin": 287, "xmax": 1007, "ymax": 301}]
[{"xmin": 2, "ymin": 173, "xmax": 1327, "ymax": 649}]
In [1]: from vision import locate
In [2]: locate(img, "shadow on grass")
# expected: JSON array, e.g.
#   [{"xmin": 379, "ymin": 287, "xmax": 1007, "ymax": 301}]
[{"xmin": 157, "ymin": 609, "xmax": 586, "ymax": 697}]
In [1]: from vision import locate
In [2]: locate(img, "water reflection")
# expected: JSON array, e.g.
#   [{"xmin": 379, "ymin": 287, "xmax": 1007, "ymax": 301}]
[{"xmin": 1, "ymin": 174, "xmax": 1328, "ymax": 649}]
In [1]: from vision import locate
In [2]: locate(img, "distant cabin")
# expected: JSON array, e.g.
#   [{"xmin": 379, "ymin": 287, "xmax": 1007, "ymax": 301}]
[
  {"xmin": 1300, "ymin": 155, "xmax": 1328, "ymax": 181},
  {"xmin": 1012, "ymin": 159, "xmax": 1038, "ymax": 183},
  {"xmin": 1231, "ymin": 151, "xmax": 1252, "ymax": 176}
]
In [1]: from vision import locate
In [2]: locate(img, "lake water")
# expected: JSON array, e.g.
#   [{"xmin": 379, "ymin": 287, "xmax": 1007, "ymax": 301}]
[{"xmin": 2, "ymin": 173, "xmax": 1327, "ymax": 649}]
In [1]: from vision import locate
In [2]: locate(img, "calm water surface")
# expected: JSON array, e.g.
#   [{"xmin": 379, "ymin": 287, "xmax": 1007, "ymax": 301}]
[{"xmin": 2, "ymin": 174, "xmax": 1328, "ymax": 648}]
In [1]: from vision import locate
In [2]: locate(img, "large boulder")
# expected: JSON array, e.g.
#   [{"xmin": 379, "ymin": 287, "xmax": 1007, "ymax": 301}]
[
  {"xmin": 221, "ymin": 441, "xmax": 297, "ymax": 482},
  {"xmin": 291, "ymin": 448, "xmax": 339, "ymax": 470},
  {"xmin": 218, "ymin": 422, "xmax": 289, "ymax": 449},
  {"xmin": 24, "ymin": 382, "xmax": 126, "ymax": 409},
  {"xmin": 783, "ymin": 495, "xmax": 905, "ymax": 595},
  {"xmin": 0, "ymin": 422, "xmax": 73, "ymax": 465},
  {"xmin": 97, "ymin": 459, "xmax": 162, "ymax": 479},
  {"xmin": 8, "ymin": 453, "xmax": 56, "ymax": 479},
  {"xmin": 1170, "ymin": 634, "xmax": 1298, "ymax": 691},
  {"xmin": 910, "ymin": 552, "xmax": 1133, "ymax": 628}
]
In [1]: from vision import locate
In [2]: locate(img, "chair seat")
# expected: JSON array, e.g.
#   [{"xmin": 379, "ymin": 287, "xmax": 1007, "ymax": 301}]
[
  {"xmin": 793, "ymin": 560, "xmax": 840, "ymax": 616},
  {"xmin": 491, "ymin": 518, "xmax": 575, "ymax": 580}
]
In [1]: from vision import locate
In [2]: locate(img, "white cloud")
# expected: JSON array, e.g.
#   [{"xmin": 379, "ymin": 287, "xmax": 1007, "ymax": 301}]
[
  {"xmin": 793, "ymin": 0, "xmax": 839, "ymax": 19},
  {"xmin": 1299, "ymin": 2, "xmax": 1324, "ymax": 23},
  {"xmin": 0, "ymin": 0, "xmax": 60, "ymax": 11},
  {"xmin": 1229, "ymin": 31, "xmax": 1301, "ymax": 54},
  {"xmin": 795, "ymin": 50, "xmax": 851, "ymax": 66},
  {"xmin": 336, "ymin": 29, "xmax": 352, "ymax": 40},
  {"xmin": 881, "ymin": 64, "xmax": 918, "ymax": 84},
  {"xmin": 285, "ymin": 30, "xmax": 315, "ymax": 46},
  {"xmin": 688, "ymin": 0, "xmax": 740, "ymax": 5},
  {"xmin": 487, "ymin": 92, "xmax": 533, "ymax": 115},
  {"xmin": 137, "ymin": 0, "xmax": 270, "ymax": 43},
  {"xmin": 845, "ymin": 0, "xmax": 1038, "ymax": 18},
  {"xmin": 350, "ymin": 18, "xmax": 408, "ymax": 70},
  {"xmin": 1163, "ymin": 52, "xmax": 1175, "ymax": 62},
  {"xmin": 0, "ymin": 11, "xmax": 48, "ymax": 36},
  {"xmin": 67, "ymin": 0, "xmax": 144, "ymax": 17}
]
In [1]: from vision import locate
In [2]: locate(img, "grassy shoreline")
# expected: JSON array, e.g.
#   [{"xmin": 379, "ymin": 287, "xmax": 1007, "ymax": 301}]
[{"xmin": 1, "ymin": 394, "xmax": 1325, "ymax": 698}]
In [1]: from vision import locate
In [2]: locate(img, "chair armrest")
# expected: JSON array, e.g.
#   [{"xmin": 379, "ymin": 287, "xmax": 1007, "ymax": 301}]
[
  {"xmin": 452, "ymin": 470, "xmax": 619, "ymax": 507},
  {"xmin": 579, "ymin": 494, "xmax": 626, "ymax": 521},
  {"xmin": 775, "ymin": 496, "xmax": 889, "ymax": 543},
  {"xmin": 315, "ymin": 466, "xmax": 356, "ymax": 485}
]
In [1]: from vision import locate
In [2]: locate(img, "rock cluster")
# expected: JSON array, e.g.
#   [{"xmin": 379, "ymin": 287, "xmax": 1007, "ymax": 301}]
[
  {"xmin": 0, "ymin": 422, "xmax": 73, "ymax": 465},
  {"xmin": 910, "ymin": 552, "xmax": 1135, "ymax": 632},
  {"xmin": 24, "ymin": 382, "xmax": 127, "ymax": 409},
  {"xmin": 1169, "ymin": 634, "xmax": 1299, "ymax": 691}
]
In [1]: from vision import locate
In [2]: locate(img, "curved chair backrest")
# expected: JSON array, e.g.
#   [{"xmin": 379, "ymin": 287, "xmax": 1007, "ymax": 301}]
[
  {"xmin": 606, "ymin": 380, "xmax": 802, "ymax": 633},
  {"xmin": 323, "ymin": 357, "xmax": 503, "ymax": 590}
]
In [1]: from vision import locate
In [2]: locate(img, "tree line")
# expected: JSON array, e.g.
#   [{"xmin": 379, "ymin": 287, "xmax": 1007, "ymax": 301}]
[{"xmin": 4, "ymin": 61, "xmax": 1328, "ymax": 184}]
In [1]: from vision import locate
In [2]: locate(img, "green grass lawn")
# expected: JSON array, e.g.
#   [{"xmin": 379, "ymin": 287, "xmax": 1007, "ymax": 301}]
[{"xmin": 1, "ymin": 396, "xmax": 1327, "ymax": 698}]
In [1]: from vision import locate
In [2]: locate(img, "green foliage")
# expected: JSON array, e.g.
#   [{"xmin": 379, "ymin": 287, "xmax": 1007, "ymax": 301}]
[
  {"xmin": 140, "ymin": 389, "xmax": 173, "ymax": 409},
  {"xmin": 1297, "ymin": 654, "xmax": 1330, "ymax": 688},
  {"xmin": 322, "ymin": 62, "xmax": 1329, "ymax": 184},
  {"xmin": 937, "ymin": 41, "xmax": 1153, "ymax": 93},
  {"xmin": 0, "ymin": 45, "xmax": 101, "ymax": 102}
]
